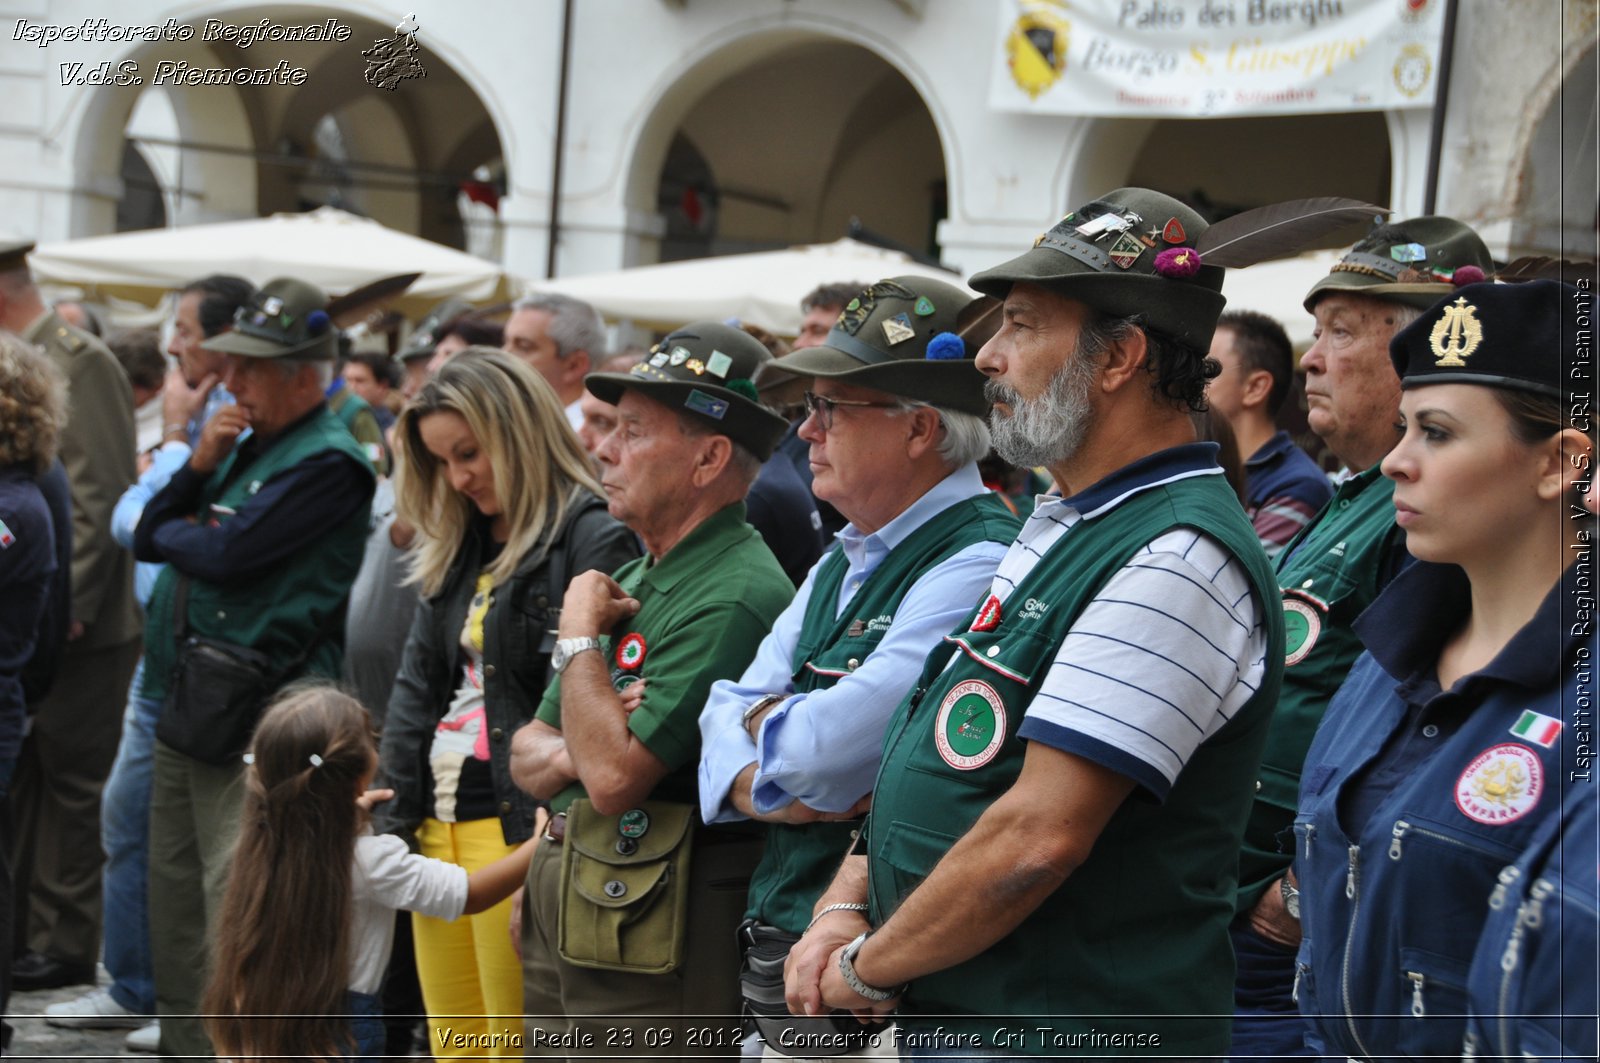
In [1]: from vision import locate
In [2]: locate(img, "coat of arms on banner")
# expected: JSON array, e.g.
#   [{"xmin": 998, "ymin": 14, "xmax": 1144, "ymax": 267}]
[{"xmin": 1006, "ymin": 2, "xmax": 1070, "ymax": 100}]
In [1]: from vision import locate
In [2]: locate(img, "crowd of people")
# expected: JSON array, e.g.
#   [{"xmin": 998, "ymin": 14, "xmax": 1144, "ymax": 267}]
[{"xmin": 0, "ymin": 186, "xmax": 1593, "ymax": 1063}]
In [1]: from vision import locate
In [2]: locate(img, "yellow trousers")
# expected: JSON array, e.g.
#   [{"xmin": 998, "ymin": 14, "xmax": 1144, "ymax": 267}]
[{"xmin": 413, "ymin": 816, "xmax": 524, "ymax": 1060}]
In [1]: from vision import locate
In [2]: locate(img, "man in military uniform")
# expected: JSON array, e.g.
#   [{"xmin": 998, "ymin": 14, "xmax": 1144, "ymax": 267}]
[
  {"xmin": 785, "ymin": 189, "xmax": 1284, "ymax": 1057},
  {"xmin": 0, "ymin": 239, "xmax": 141, "ymax": 993},
  {"xmin": 698, "ymin": 277, "xmax": 1018, "ymax": 1056},
  {"xmin": 509, "ymin": 323, "xmax": 794, "ymax": 1057},
  {"xmin": 133, "ymin": 278, "xmax": 376, "ymax": 1059},
  {"xmin": 1228, "ymin": 217, "xmax": 1494, "ymax": 1058}
]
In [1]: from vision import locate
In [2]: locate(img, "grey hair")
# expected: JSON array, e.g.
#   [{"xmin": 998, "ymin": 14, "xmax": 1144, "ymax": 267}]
[
  {"xmin": 869, "ymin": 400, "xmax": 992, "ymax": 469},
  {"xmin": 273, "ymin": 359, "xmax": 336, "ymax": 389},
  {"xmin": 1385, "ymin": 302, "xmax": 1424, "ymax": 334},
  {"xmin": 931, "ymin": 407, "xmax": 992, "ymax": 467},
  {"xmin": 673, "ymin": 412, "xmax": 763, "ymax": 491},
  {"xmin": 511, "ymin": 293, "xmax": 605, "ymax": 360}
]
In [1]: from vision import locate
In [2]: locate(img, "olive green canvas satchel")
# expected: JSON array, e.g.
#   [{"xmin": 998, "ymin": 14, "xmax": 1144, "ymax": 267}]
[{"xmin": 557, "ymin": 798, "xmax": 695, "ymax": 974}]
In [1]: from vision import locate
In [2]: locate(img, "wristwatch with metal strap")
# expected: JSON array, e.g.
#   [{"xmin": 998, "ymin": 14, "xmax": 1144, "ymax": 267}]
[
  {"xmin": 838, "ymin": 931, "xmax": 905, "ymax": 1003},
  {"xmin": 551, "ymin": 636, "xmax": 602, "ymax": 673}
]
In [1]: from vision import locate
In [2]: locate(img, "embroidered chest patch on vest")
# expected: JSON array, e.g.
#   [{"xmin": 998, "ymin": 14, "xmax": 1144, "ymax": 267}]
[
  {"xmin": 1455, "ymin": 743, "xmax": 1544, "ymax": 825},
  {"xmin": 935, "ymin": 680, "xmax": 1007, "ymax": 770},
  {"xmin": 1282, "ymin": 596, "xmax": 1323, "ymax": 667}
]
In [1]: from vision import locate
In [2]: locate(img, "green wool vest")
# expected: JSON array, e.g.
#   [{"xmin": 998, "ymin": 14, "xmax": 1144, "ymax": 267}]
[
  {"xmin": 868, "ymin": 476, "xmax": 1283, "ymax": 1056},
  {"xmin": 1235, "ymin": 464, "xmax": 1402, "ymax": 910},
  {"xmin": 744, "ymin": 494, "xmax": 1020, "ymax": 933},
  {"xmin": 142, "ymin": 408, "xmax": 373, "ymax": 704}
]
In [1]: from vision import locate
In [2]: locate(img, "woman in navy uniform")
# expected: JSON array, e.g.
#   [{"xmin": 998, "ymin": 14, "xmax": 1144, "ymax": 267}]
[
  {"xmin": 1292, "ymin": 279, "xmax": 1595, "ymax": 1059},
  {"xmin": 1460, "ymin": 471, "xmax": 1600, "ymax": 1062}
]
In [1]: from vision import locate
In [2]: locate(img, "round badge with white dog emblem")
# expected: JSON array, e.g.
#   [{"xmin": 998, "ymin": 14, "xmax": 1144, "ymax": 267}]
[
  {"xmin": 935, "ymin": 680, "xmax": 1007, "ymax": 770},
  {"xmin": 1455, "ymin": 744, "xmax": 1543, "ymax": 825}
]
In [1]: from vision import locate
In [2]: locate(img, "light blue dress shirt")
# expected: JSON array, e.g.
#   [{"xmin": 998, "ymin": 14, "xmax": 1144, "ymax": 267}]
[
  {"xmin": 113, "ymin": 443, "xmax": 193, "ymax": 608},
  {"xmin": 115, "ymin": 385, "xmax": 235, "ymax": 607},
  {"xmin": 697, "ymin": 464, "xmax": 1008, "ymax": 823}
]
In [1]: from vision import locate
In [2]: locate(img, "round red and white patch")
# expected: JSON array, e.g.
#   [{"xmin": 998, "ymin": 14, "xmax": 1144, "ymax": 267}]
[
  {"xmin": 615, "ymin": 632, "xmax": 647, "ymax": 671},
  {"xmin": 1455, "ymin": 743, "xmax": 1544, "ymax": 825},
  {"xmin": 934, "ymin": 680, "xmax": 1007, "ymax": 771},
  {"xmin": 1282, "ymin": 598, "xmax": 1322, "ymax": 667}
]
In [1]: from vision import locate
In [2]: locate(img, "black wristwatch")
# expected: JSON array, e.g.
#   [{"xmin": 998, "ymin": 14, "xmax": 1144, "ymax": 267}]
[{"xmin": 1280, "ymin": 877, "xmax": 1301, "ymax": 921}]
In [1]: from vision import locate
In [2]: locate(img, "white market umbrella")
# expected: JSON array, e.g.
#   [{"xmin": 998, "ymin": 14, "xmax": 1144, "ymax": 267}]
[
  {"xmin": 533, "ymin": 238, "xmax": 968, "ymax": 334},
  {"xmin": 29, "ymin": 206, "xmax": 513, "ymax": 315}
]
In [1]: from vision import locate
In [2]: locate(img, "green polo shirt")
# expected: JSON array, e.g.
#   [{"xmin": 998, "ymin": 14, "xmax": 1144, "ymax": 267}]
[
  {"xmin": 1236, "ymin": 463, "xmax": 1406, "ymax": 909},
  {"xmin": 537, "ymin": 502, "xmax": 793, "ymax": 815}
]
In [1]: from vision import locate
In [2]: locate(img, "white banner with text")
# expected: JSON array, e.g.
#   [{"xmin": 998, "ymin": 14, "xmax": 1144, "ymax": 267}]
[{"xmin": 989, "ymin": 0, "xmax": 1446, "ymax": 117}]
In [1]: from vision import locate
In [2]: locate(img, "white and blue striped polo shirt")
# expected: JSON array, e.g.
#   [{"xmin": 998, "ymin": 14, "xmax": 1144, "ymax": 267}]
[{"xmin": 989, "ymin": 445, "xmax": 1270, "ymax": 800}]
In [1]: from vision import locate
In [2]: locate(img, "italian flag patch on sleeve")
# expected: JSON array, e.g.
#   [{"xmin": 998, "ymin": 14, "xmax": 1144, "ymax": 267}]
[
  {"xmin": 0, "ymin": 518, "xmax": 14, "ymax": 549},
  {"xmin": 1509, "ymin": 709, "xmax": 1562, "ymax": 748}
]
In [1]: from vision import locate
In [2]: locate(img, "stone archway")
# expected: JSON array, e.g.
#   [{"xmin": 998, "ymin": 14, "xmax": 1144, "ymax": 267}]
[
  {"xmin": 626, "ymin": 32, "xmax": 948, "ymax": 267},
  {"xmin": 1122, "ymin": 113, "xmax": 1392, "ymax": 235},
  {"xmin": 1509, "ymin": 43, "xmax": 1598, "ymax": 257},
  {"xmin": 70, "ymin": 4, "xmax": 507, "ymax": 248}
]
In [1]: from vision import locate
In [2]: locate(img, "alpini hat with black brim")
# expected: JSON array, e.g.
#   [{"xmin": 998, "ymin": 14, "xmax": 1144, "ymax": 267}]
[
  {"xmin": 1390, "ymin": 279, "xmax": 1578, "ymax": 399},
  {"xmin": 759, "ymin": 275, "xmax": 991, "ymax": 417},
  {"xmin": 202, "ymin": 277, "xmax": 337, "ymax": 360},
  {"xmin": 1304, "ymin": 215, "xmax": 1494, "ymax": 312},
  {"xmin": 587, "ymin": 321, "xmax": 788, "ymax": 461},
  {"xmin": 396, "ymin": 297, "xmax": 472, "ymax": 362},
  {"xmin": 968, "ymin": 187, "xmax": 1226, "ymax": 352}
]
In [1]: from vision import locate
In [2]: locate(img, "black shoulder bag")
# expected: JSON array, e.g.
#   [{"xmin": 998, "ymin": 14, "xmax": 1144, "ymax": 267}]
[{"xmin": 156, "ymin": 575, "xmax": 346, "ymax": 765}]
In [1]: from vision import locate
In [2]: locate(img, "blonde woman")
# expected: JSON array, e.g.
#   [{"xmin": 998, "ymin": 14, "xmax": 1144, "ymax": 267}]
[{"xmin": 374, "ymin": 350, "xmax": 636, "ymax": 1056}]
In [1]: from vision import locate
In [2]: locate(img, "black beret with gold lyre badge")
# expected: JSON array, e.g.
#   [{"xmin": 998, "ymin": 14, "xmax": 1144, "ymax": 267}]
[{"xmin": 1390, "ymin": 279, "xmax": 1580, "ymax": 399}]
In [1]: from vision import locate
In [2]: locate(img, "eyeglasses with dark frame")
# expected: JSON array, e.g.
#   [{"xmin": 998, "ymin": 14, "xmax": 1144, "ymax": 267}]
[{"xmin": 802, "ymin": 391, "xmax": 907, "ymax": 430}]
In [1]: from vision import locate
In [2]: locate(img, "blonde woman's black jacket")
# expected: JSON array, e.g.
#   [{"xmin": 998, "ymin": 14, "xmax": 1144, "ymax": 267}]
[{"xmin": 374, "ymin": 492, "xmax": 639, "ymax": 844}]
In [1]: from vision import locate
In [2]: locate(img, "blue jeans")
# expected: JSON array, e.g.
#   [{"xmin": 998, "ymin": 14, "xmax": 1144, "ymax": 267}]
[
  {"xmin": 99, "ymin": 658, "xmax": 161, "ymax": 1014},
  {"xmin": 348, "ymin": 990, "xmax": 385, "ymax": 1058},
  {"xmin": 1228, "ymin": 916, "xmax": 1315, "ymax": 1060}
]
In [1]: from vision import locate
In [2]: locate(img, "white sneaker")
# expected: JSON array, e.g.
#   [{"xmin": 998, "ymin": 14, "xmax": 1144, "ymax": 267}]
[
  {"xmin": 125, "ymin": 1020, "xmax": 161, "ymax": 1053},
  {"xmin": 43, "ymin": 988, "xmax": 147, "ymax": 1029}
]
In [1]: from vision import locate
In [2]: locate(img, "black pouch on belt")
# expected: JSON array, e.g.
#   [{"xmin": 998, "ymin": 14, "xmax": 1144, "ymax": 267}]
[{"xmin": 737, "ymin": 920, "xmax": 888, "ymax": 1056}]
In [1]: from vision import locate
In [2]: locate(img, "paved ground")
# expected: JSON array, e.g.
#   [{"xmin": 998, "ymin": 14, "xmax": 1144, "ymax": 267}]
[{"xmin": 5, "ymin": 970, "xmax": 148, "ymax": 1061}]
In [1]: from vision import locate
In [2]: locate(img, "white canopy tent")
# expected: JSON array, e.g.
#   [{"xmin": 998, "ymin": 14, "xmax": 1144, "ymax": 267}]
[
  {"xmin": 28, "ymin": 207, "xmax": 513, "ymax": 317},
  {"xmin": 536, "ymin": 239, "xmax": 1337, "ymax": 348},
  {"xmin": 531, "ymin": 238, "xmax": 970, "ymax": 335}
]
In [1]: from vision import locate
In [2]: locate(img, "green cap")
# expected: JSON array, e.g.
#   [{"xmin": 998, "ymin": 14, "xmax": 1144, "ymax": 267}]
[
  {"xmin": 586, "ymin": 321, "xmax": 789, "ymax": 461},
  {"xmin": 203, "ymin": 278, "xmax": 337, "ymax": 360},
  {"xmin": 968, "ymin": 187, "xmax": 1226, "ymax": 351},
  {"xmin": 760, "ymin": 275, "xmax": 992, "ymax": 417},
  {"xmin": 396, "ymin": 297, "xmax": 473, "ymax": 362},
  {"xmin": 1303, "ymin": 216, "xmax": 1493, "ymax": 311}
]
